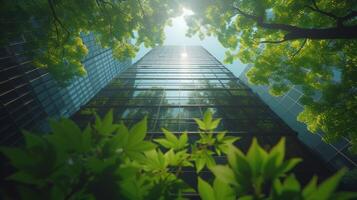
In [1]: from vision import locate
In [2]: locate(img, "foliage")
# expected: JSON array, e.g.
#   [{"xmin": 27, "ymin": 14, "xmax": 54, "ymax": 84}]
[
  {"xmin": 1, "ymin": 110, "xmax": 355, "ymax": 199},
  {"xmin": 201, "ymin": 138, "xmax": 356, "ymax": 200},
  {"xmin": 183, "ymin": 0, "xmax": 357, "ymax": 152},
  {"xmin": 0, "ymin": 0, "xmax": 181, "ymax": 84}
]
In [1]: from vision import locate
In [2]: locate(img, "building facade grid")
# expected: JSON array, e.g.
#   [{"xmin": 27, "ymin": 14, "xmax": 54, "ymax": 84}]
[
  {"xmin": 0, "ymin": 33, "xmax": 130, "ymax": 145},
  {"xmin": 72, "ymin": 46, "xmax": 332, "ymax": 187}
]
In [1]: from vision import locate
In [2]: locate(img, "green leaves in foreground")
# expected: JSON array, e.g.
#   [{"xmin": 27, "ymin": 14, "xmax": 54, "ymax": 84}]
[
  {"xmin": 194, "ymin": 110, "xmax": 221, "ymax": 131},
  {"xmin": 154, "ymin": 128, "xmax": 188, "ymax": 151},
  {"xmin": 207, "ymin": 138, "xmax": 356, "ymax": 200},
  {"xmin": 1, "ymin": 110, "xmax": 355, "ymax": 199}
]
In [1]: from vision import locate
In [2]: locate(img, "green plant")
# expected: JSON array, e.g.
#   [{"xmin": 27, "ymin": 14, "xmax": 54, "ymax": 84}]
[
  {"xmin": 198, "ymin": 138, "xmax": 357, "ymax": 200},
  {"xmin": 1, "ymin": 110, "xmax": 355, "ymax": 199}
]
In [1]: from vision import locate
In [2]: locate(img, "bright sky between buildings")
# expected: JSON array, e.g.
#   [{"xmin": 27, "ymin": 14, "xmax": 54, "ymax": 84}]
[{"xmin": 134, "ymin": 8, "xmax": 245, "ymax": 77}]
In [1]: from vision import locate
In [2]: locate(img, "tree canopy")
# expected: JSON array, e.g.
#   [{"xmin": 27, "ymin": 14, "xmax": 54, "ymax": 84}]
[
  {"xmin": 1, "ymin": 0, "xmax": 181, "ymax": 84},
  {"xmin": 183, "ymin": 0, "xmax": 357, "ymax": 153}
]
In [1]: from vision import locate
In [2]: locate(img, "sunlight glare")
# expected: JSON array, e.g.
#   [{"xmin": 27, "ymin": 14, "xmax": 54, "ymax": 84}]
[
  {"xmin": 181, "ymin": 52, "xmax": 188, "ymax": 58},
  {"xmin": 181, "ymin": 7, "xmax": 194, "ymax": 17}
]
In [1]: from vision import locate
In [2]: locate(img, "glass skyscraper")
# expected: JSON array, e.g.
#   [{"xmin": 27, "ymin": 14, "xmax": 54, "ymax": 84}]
[
  {"xmin": 0, "ymin": 33, "xmax": 130, "ymax": 145},
  {"xmin": 72, "ymin": 46, "xmax": 331, "ymax": 183}
]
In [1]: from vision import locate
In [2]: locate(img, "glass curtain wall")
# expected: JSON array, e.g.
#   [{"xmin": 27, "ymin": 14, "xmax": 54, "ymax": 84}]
[{"xmin": 72, "ymin": 46, "xmax": 332, "ymax": 183}]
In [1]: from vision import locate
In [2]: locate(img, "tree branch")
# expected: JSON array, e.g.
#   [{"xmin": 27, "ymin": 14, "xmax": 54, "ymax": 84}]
[
  {"xmin": 306, "ymin": 0, "xmax": 357, "ymax": 27},
  {"xmin": 47, "ymin": 0, "xmax": 70, "ymax": 43},
  {"xmin": 233, "ymin": 3, "xmax": 357, "ymax": 41},
  {"xmin": 232, "ymin": 5, "xmax": 259, "ymax": 21},
  {"xmin": 96, "ymin": 0, "xmax": 113, "ymax": 36},
  {"xmin": 260, "ymin": 39, "xmax": 287, "ymax": 44},
  {"xmin": 340, "ymin": 11, "xmax": 357, "ymax": 22},
  {"xmin": 304, "ymin": 5, "xmax": 338, "ymax": 20},
  {"xmin": 291, "ymin": 39, "xmax": 307, "ymax": 58},
  {"xmin": 137, "ymin": 0, "xmax": 147, "ymax": 19},
  {"xmin": 233, "ymin": 5, "xmax": 300, "ymax": 32}
]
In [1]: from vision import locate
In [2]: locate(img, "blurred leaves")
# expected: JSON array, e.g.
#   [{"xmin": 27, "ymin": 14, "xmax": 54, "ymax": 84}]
[{"xmin": 1, "ymin": 110, "xmax": 355, "ymax": 199}]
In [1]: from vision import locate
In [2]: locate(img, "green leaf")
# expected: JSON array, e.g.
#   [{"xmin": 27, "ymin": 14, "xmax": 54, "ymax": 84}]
[
  {"xmin": 164, "ymin": 149, "xmax": 176, "ymax": 165},
  {"xmin": 154, "ymin": 138, "xmax": 174, "ymax": 149},
  {"xmin": 22, "ymin": 131, "xmax": 43, "ymax": 148},
  {"xmin": 195, "ymin": 157, "xmax": 206, "ymax": 173},
  {"xmin": 308, "ymin": 169, "xmax": 347, "ymax": 200},
  {"xmin": 210, "ymin": 165, "xmax": 236, "ymax": 186},
  {"xmin": 209, "ymin": 118, "xmax": 221, "ymax": 130},
  {"xmin": 93, "ymin": 110, "xmax": 118, "ymax": 136},
  {"xmin": 222, "ymin": 136, "xmax": 240, "ymax": 144},
  {"xmin": 198, "ymin": 177, "xmax": 215, "ymax": 200},
  {"xmin": 269, "ymin": 137, "xmax": 285, "ymax": 166},
  {"xmin": 283, "ymin": 174, "xmax": 301, "ymax": 192},
  {"xmin": 132, "ymin": 141, "xmax": 156, "ymax": 152},
  {"xmin": 128, "ymin": 117, "xmax": 147, "ymax": 146},
  {"xmin": 100, "ymin": 109, "xmax": 117, "ymax": 135},
  {"xmin": 162, "ymin": 128, "xmax": 178, "ymax": 144},
  {"xmin": 213, "ymin": 178, "xmax": 235, "ymax": 200},
  {"xmin": 302, "ymin": 176, "xmax": 318, "ymax": 198},
  {"xmin": 194, "ymin": 118, "xmax": 206, "ymax": 130},
  {"xmin": 239, "ymin": 195, "xmax": 254, "ymax": 200},
  {"xmin": 281, "ymin": 158, "xmax": 302, "ymax": 174},
  {"xmin": 246, "ymin": 138, "xmax": 267, "ymax": 177},
  {"xmin": 203, "ymin": 110, "xmax": 213, "ymax": 124},
  {"xmin": 227, "ymin": 146, "xmax": 251, "ymax": 181},
  {"xmin": 79, "ymin": 125, "xmax": 92, "ymax": 152},
  {"xmin": 204, "ymin": 152, "xmax": 216, "ymax": 168},
  {"xmin": 1, "ymin": 139, "xmax": 58, "ymax": 178},
  {"xmin": 142, "ymin": 149, "xmax": 167, "ymax": 171},
  {"xmin": 116, "ymin": 123, "xmax": 130, "ymax": 147},
  {"xmin": 178, "ymin": 132, "xmax": 188, "ymax": 150},
  {"xmin": 217, "ymin": 132, "xmax": 226, "ymax": 141},
  {"xmin": 6, "ymin": 171, "xmax": 40, "ymax": 185},
  {"xmin": 49, "ymin": 118, "xmax": 83, "ymax": 152}
]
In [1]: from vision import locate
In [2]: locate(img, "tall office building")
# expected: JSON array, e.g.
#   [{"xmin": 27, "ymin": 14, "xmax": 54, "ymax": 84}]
[
  {"xmin": 239, "ymin": 65, "xmax": 357, "ymax": 170},
  {"xmin": 0, "ymin": 33, "xmax": 130, "ymax": 145},
  {"xmin": 72, "ymin": 46, "xmax": 331, "ymax": 185}
]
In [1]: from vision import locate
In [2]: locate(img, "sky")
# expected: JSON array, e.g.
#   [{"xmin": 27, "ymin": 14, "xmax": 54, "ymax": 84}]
[{"xmin": 133, "ymin": 9, "xmax": 246, "ymax": 78}]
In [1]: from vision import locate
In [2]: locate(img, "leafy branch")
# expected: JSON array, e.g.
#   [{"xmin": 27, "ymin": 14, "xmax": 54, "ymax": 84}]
[{"xmin": 233, "ymin": 3, "xmax": 357, "ymax": 42}]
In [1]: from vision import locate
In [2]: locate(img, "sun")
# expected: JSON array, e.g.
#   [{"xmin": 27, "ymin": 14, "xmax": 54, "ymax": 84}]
[{"xmin": 181, "ymin": 52, "xmax": 188, "ymax": 58}]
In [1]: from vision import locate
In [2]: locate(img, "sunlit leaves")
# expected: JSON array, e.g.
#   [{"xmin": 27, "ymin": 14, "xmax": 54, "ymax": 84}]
[
  {"xmin": 194, "ymin": 109, "xmax": 221, "ymax": 131},
  {"xmin": 193, "ymin": 148, "xmax": 216, "ymax": 173},
  {"xmin": 184, "ymin": 0, "xmax": 357, "ymax": 152},
  {"xmin": 209, "ymin": 138, "xmax": 355, "ymax": 199},
  {"xmin": 3, "ymin": 0, "xmax": 181, "ymax": 83},
  {"xmin": 154, "ymin": 129, "xmax": 188, "ymax": 151},
  {"xmin": 198, "ymin": 177, "xmax": 235, "ymax": 200}
]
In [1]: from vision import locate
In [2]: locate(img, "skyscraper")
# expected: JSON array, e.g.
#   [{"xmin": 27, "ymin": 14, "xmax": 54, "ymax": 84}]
[
  {"xmin": 0, "ymin": 33, "xmax": 130, "ymax": 145},
  {"xmin": 72, "ymin": 46, "xmax": 332, "ymax": 184},
  {"xmin": 239, "ymin": 65, "xmax": 356, "ymax": 170}
]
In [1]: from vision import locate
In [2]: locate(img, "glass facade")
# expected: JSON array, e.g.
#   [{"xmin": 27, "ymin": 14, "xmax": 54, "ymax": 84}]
[
  {"xmin": 239, "ymin": 65, "xmax": 357, "ymax": 170},
  {"xmin": 0, "ymin": 33, "xmax": 130, "ymax": 145},
  {"xmin": 72, "ymin": 46, "xmax": 332, "ymax": 183}
]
